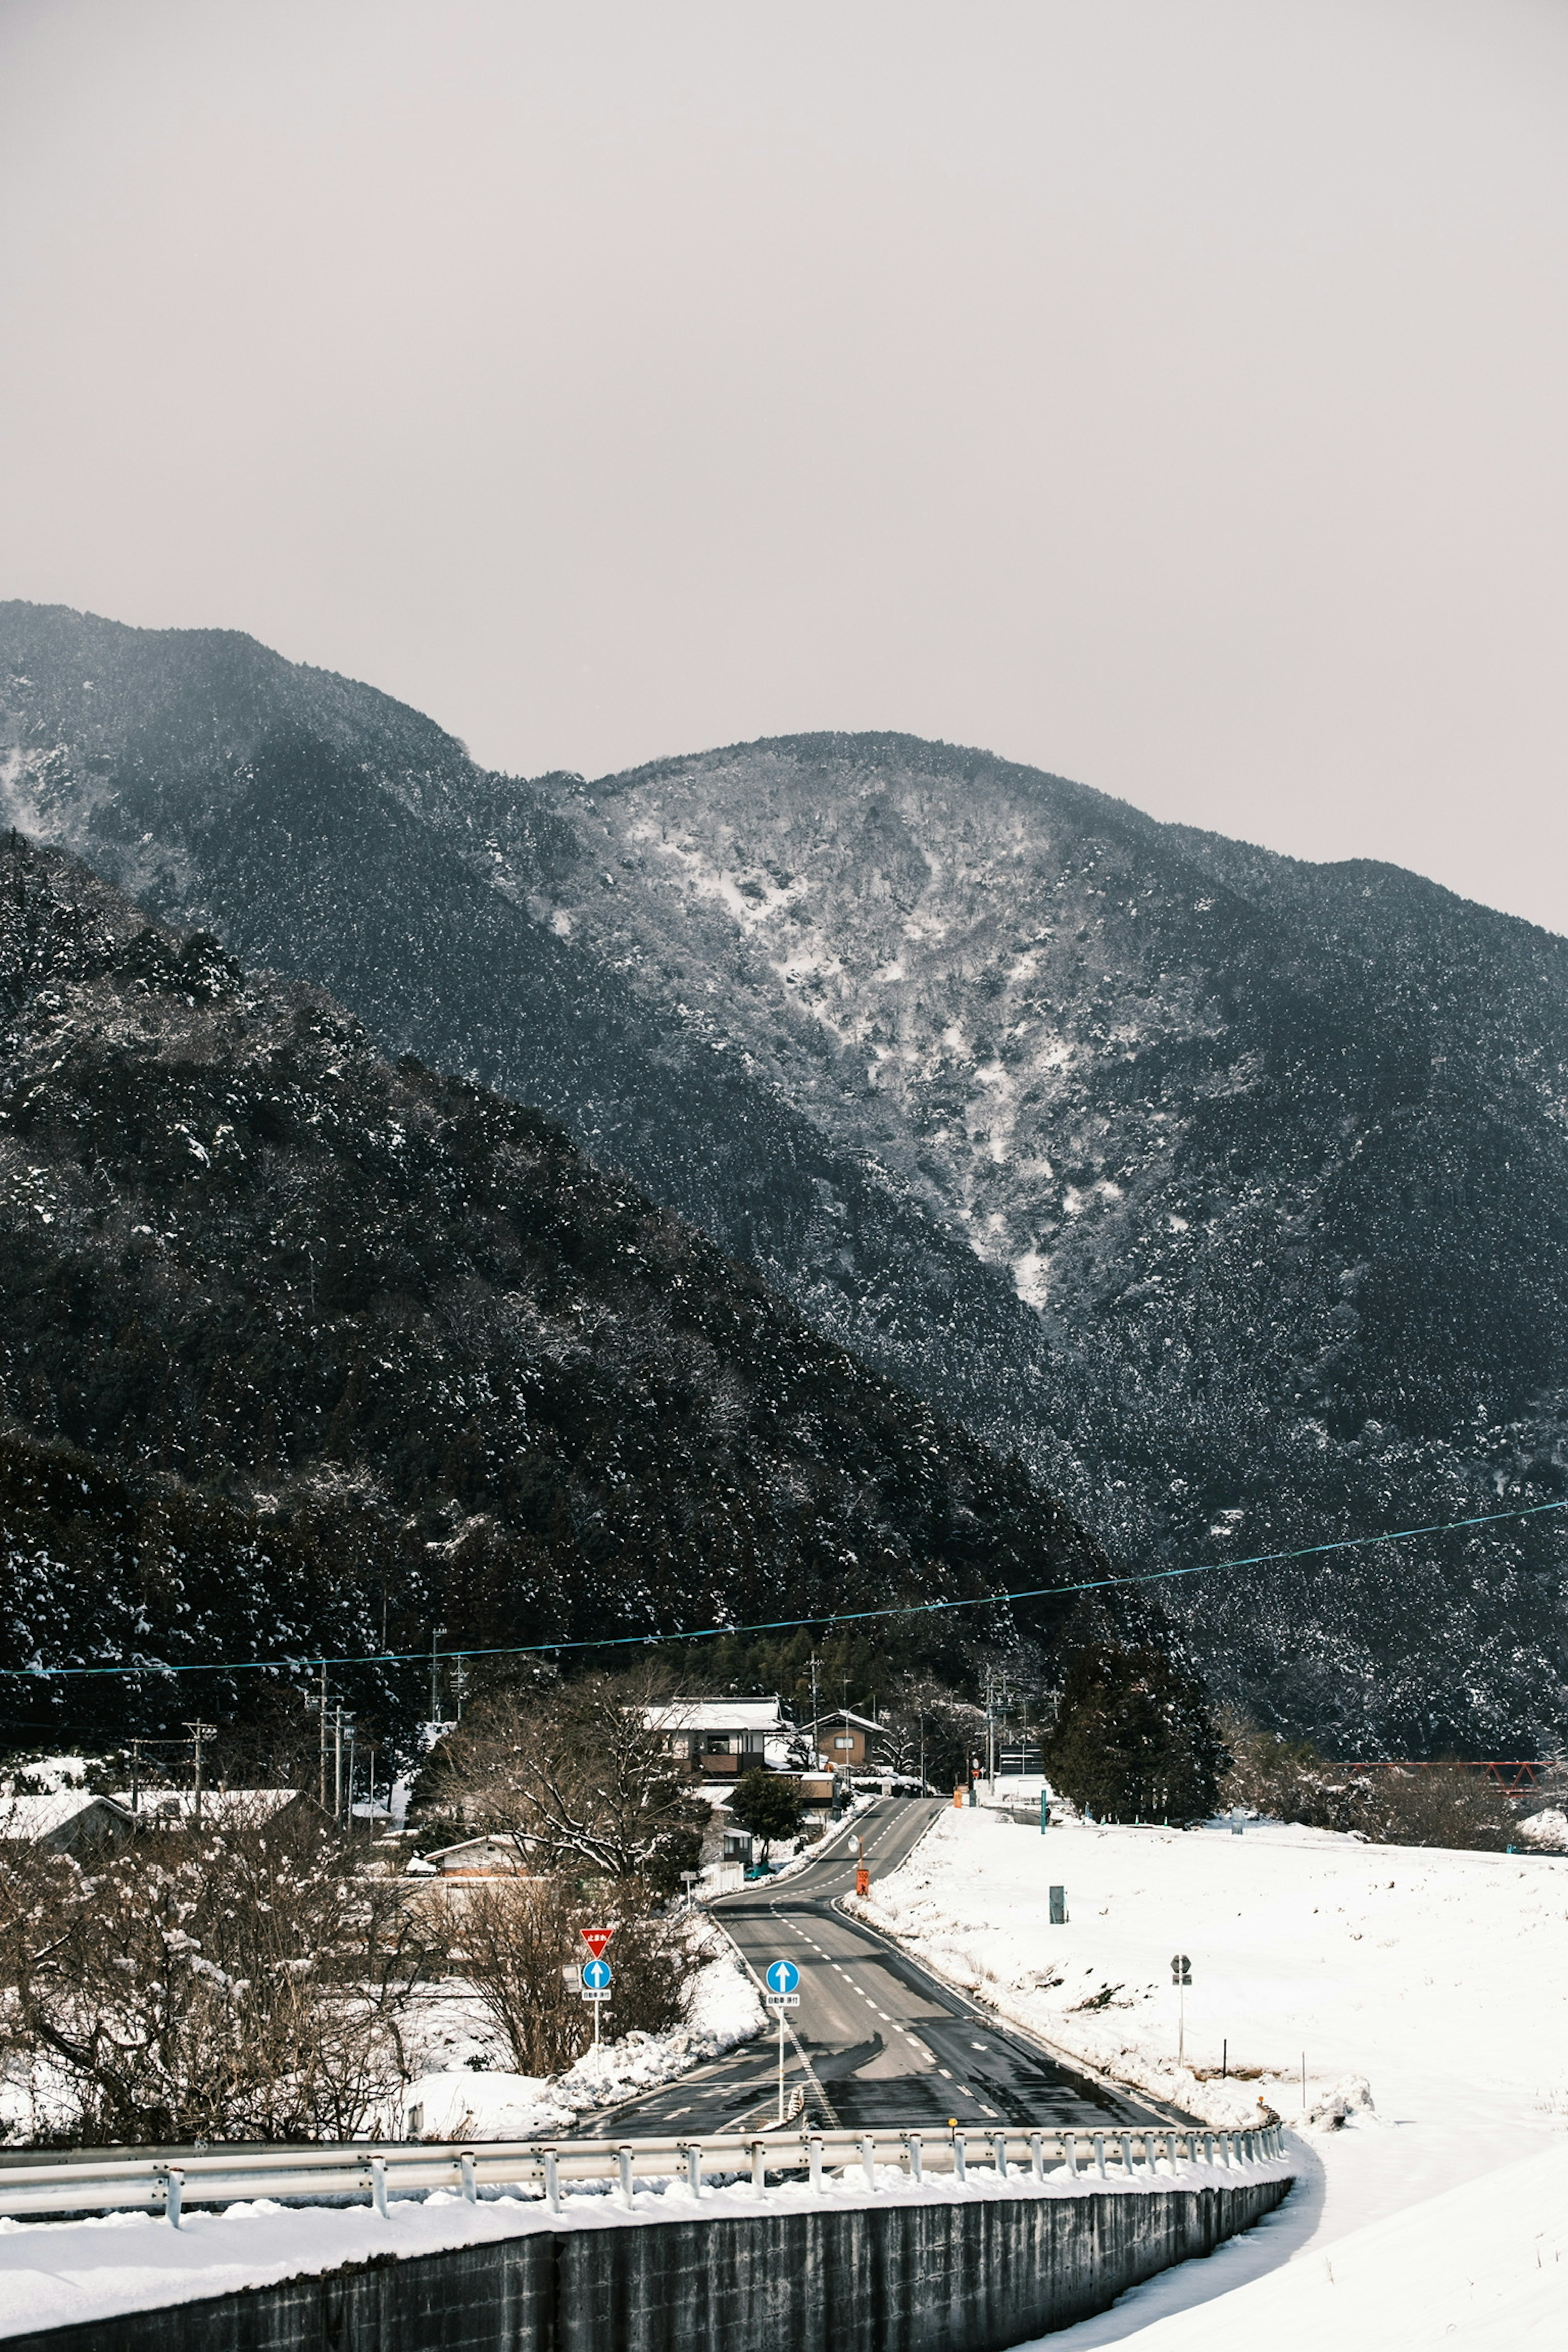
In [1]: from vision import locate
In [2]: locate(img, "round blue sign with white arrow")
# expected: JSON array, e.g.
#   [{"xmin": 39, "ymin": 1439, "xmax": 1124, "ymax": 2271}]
[
  {"xmin": 581, "ymin": 1957, "xmax": 612, "ymax": 1991},
  {"xmin": 765, "ymin": 1959, "xmax": 800, "ymax": 1996}
]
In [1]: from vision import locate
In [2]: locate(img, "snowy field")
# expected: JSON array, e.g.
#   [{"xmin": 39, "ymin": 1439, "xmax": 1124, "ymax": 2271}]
[{"xmin": 847, "ymin": 1800, "xmax": 1568, "ymax": 2345}]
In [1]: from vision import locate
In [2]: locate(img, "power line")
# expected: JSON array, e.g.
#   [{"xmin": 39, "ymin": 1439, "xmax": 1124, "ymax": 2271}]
[{"xmin": 1, "ymin": 1493, "xmax": 1563, "ymax": 1684}]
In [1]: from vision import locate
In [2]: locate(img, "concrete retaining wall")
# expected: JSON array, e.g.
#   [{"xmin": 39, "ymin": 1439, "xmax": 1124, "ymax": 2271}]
[{"xmin": 1, "ymin": 2180, "xmax": 1292, "ymax": 2352}]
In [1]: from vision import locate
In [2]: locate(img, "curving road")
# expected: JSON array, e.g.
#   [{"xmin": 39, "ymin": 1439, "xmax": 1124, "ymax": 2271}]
[{"xmin": 590, "ymin": 1797, "xmax": 1175, "ymax": 2138}]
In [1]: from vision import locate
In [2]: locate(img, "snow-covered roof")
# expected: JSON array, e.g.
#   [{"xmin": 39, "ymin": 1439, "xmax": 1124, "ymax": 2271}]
[
  {"xmin": 109, "ymin": 1788, "xmax": 300, "ymax": 1821},
  {"xmin": 0, "ymin": 1791, "xmax": 126, "ymax": 1840},
  {"xmin": 644, "ymin": 1697, "xmax": 791, "ymax": 1735},
  {"xmin": 425, "ymin": 1835, "xmax": 528, "ymax": 1866},
  {"xmin": 813, "ymin": 1709, "xmax": 883, "ymax": 1733}
]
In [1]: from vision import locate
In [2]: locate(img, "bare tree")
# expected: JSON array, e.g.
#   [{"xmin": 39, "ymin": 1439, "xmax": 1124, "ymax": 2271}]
[
  {"xmin": 424, "ymin": 1669, "xmax": 707, "ymax": 1892},
  {"xmin": 451, "ymin": 1874, "xmax": 700, "ymax": 2078},
  {"xmin": 0, "ymin": 1804, "xmax": 450, "ymax": 2145},
  {"xmin": 1222, "ymin": 1721, "xmax": 1514, "ymax": 1851}
]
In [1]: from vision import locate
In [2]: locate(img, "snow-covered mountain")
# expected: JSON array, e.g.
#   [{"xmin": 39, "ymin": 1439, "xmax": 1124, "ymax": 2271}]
[
  {"xmin": 0, "ymin": 830, "xmax": 1094, "ymax": 1748},
  {"xmin": 526, "ymin": 737, "xmax": 1568, "ymax": 1748},
  {"xmin": 4, "ymin": 603, "xmax": 1566, "ymax": 1749}
]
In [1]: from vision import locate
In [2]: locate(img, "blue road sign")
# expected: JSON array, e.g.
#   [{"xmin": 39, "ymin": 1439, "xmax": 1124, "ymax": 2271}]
[
  {"xmin": 581, "ymin": 1958, "xmax": 612, "ymax": 1991},
  {"xmin": 765, "ymin": 1958, "xmax": 800, "ymax": 1996}
]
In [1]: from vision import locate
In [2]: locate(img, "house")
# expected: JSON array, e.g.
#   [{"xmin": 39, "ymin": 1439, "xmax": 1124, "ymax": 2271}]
[
  {"xmin": 643, "ymin": 1697, "xmax": 804, "ymax": 1784},
  {"xmin": 419, "ymin": 1835, "xmax": 532, "ymax": 1879},
  {"xmin": 0, "ymin": 1791, "xmax": 136, "ymax": 1857},
  {"xmin": 806, "ymin": 1708, "xmax": 887, "ymax": 1772}
]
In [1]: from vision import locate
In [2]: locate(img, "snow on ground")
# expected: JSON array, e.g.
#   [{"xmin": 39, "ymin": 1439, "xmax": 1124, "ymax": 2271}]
[
  {"xmin": 400, "ymin": 1922, "xmax": 765, "ymax": 2141},
  {"xmin": 848, "ymin": 1798, "xmax": 1568, "ymax": 2343},
  {"xmin": 1018, "ymin": 2140, "xmax": 1568, "ymax": 2351}
]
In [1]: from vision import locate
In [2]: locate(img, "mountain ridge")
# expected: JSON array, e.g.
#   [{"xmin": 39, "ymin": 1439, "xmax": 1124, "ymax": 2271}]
[
  {"xmin": 0, "ymin": 826, "xmax": 1094, "ymax": 1750},
  {"xmin": 5, "ymin": 601, "xmax": 1566, "ymax": 1748}
]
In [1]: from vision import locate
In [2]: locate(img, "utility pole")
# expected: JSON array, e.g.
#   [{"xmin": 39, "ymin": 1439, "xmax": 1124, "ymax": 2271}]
[
  {"xmin": 430, "ymin": 1625, "xmax": 448, "ymax": 1727},
  {"xmin": 345, "ymin": 1719, "xmax": 357, "ymax": 1825},
  {"xmin": 129, "ymin": 1737, "xmax": 143, "ymax": 1817},
  {"xmin": 184, "ymin": 1721, "xmax": 217, "ymax": 1827},
  {"xmin": 333, "ymin": 1706, "xmax": 345, "ymax": 1824},
  {"xmin": 318, "ymin": 1664, "xmax": 329, "ymax": 1812},
  {"xmin": 809, "ymin": 1654, "xmax": 820, "ymax": 1768}
]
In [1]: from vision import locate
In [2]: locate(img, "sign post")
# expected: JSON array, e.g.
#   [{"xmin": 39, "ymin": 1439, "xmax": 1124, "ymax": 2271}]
[
  {"xmin": 581, "ymin": 1956, "xmax": 613, "ymax": 2050},
  {"xmin": 764, "ymin": 1959, "xmax": 801, "ymax": 2123},
  {"xmin": 1170, "ymin": 1953, "xmax": 1192, "ymax": 2065}
]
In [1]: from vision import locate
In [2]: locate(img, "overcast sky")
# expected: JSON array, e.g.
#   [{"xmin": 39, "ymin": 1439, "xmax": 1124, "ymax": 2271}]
[{"xmin": 2, "ymin": 1, "xmax": 1565, "ymax": 929}]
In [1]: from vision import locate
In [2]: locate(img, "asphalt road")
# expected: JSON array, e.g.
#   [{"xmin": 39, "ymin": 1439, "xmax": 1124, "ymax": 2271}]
[{"xmin": 589, "ymin": 1797, "xmax": 1174, "ymax": 2139}]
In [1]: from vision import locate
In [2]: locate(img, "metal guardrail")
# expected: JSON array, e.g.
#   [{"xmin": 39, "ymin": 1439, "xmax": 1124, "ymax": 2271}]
[{"xmin": 0, "ymin": 2123, "xmax": 1287, "ymax": 2229}]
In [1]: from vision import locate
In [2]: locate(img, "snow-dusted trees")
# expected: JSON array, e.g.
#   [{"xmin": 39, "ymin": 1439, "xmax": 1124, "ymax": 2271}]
[
  {"xmin": 423, "ymin": 1670, "xmax": 707, "ymax": 1894},
  {"xmin": 0, "ymin": 1805, "xmax": 448, "ymax": 2144},
  {"xmin": 1044, "ymin": 1642, "xmax": 1226, "ymax": 1823}
]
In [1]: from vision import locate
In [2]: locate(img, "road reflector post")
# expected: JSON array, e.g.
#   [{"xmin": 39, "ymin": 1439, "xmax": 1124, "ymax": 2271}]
[
  {"xmin": 459, "ymin": 2152, "xmax": 476, "ymax": 2203},
  {"xmin": 861, "ymin": 2134, "xmax": 876, "ymax": 2190},
  {"xmin": 952, "ymin": 2127, "xmax": 967, "ymax": 2185},
  {"xmin": 683, "ymin": 2144, "xmax": 702, "ymax": 2200},
  {"xmin": 1049, "ymin": 1885, "xmax": 1067, "ymax": 1925},
  {"xmin": 808, "ymin": 2134, "xmax": 824, "ymax": 2192},
  {"xmin": 904, "ymin": 2132, "xmax": 922, "ymax": 2184},
  {"xmin": 543, "ymin": 2149, "xmax": 561, "ymax": 2212},
  {"xmin": 370, "ymin": 2158, "xmax": 389, "ymax": 2219},
  {"xmin": 617, "ymin": 2147, "xmax": 635, "ymax": 2208},
  {"xmin": 751, "ymin": 2140, "xmax": 766, "ymax": 2198}
]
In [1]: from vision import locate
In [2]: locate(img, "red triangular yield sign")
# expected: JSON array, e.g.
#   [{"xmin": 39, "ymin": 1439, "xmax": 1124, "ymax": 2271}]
[{"xmin": 581, "ymin": 1927, "xmax": 615, "ymax": 1960}]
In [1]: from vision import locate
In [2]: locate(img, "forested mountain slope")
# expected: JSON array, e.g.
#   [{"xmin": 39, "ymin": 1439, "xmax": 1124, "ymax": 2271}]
[
  {"xmin": 0, "ymin": 833, "xmax": 1097, "ymax": 1750},
  {"xmin": 523, "ymin": 740, "xmax": 1568, "ymax": 1753},
  {"xmin": 4, "ymin": 604, "xmax": 1566, "ymax": 1749},
  {"xmin": 0, "ymin": 602, "xmax": 1056, "ymax": 1463}
]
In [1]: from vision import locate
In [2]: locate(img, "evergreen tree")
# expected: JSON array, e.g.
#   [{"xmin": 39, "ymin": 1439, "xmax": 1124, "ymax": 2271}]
[
  {"xmin": 728, "ymin": 1768, "xmax": 803, "ymax": 1862},
  {"xmin": 1044, "ymin": 1643, "xmax": 1226, "ymax": 1822}
]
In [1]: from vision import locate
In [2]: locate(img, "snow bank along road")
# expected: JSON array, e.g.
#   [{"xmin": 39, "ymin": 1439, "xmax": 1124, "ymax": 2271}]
[{"xmin": 589, "ymin": 1798, "xmax": 1173, "ymax": 2139}]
